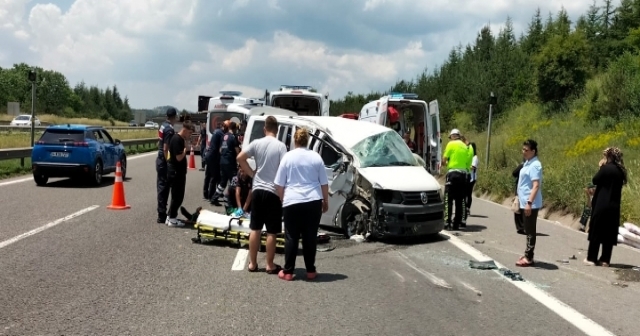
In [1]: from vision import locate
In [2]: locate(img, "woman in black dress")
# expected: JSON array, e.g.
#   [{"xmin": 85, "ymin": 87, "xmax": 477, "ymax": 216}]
[{"xmin": 584, "ymin": 147, "xmax": 627, "ymax": 267}]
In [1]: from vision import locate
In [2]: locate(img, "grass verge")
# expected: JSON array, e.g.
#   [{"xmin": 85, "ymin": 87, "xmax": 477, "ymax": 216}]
[
  {"xmin": 456, "ymin": 102, "xmax": 640, "ymax": 223},
  {"xmin": 0, "ymin": 144, "xmax": 159, "ymax": 180},
  {"xmin": 0, "ymin": 114, "xmax": 130, "ymax": 126},
  {"xmin": 0, "ymin": 130, "xmax": 157, "ymax": 149}
]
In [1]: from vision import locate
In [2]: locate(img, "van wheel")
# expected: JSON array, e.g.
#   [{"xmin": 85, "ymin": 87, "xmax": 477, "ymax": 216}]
[
  {"xmin": 90, "ymin": 160, "xmax": 103, "ymax": 186},
  {"xmin": 34, "ymin": 174, "xmax": 48, "ymax": 186},
  {"xmin": 337, "ymin": 205, "xmax": 358, "ymax": 239}
]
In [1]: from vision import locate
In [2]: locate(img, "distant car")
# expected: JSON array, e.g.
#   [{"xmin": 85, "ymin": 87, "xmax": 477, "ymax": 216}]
[
  {"xmin": 144, "ymin": 121, "xmax": 158, "ymax": 129},
  {"xmin": 10, "ymin": 114, "xmax": 41, "ymax": 127},
  {"xmin": 31, "ymin": 124, "xmax": 127, "ymax": 186},
  {"xmin": 129, "ymin": 120, "xmax": 137, "ymax": 127}
]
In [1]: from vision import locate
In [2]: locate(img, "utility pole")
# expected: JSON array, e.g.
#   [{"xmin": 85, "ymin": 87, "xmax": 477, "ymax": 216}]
[
  {"xmin": 28, "ymin": 68, "xmax": 37, "ymax": 147},
  {"xmin": 485, "ymin": 92, "xmax": 497, "ymax": 168}
]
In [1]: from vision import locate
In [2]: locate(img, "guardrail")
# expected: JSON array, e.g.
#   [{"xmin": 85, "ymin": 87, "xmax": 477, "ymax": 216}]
[
  {"xmin": 0, "ymin": 125, "xmax": 155, "ymax": 132},
  {"xmin": 0, "ymin": 138, "xmax": 158, "ymax": 167}
]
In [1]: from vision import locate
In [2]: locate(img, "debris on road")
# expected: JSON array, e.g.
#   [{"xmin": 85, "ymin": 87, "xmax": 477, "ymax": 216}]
[
  {"xmin": 474, "ymin": 240, "xmax": 485, "ymax": 244},
  {"xmin": 350, "ymin": 234, "xmax": 366, "ymax": 243},
  {"xmin": 569, "ymin": 255, "xmax": 577, "ymax": 260},
  {"xmin": 469, "ymin": 260, "xmax": 497, "ymax": 270},
  {"xmin": 612, "ymin": 282, "xmax": 629, "ymax": 288},
  {"xmin": 557, "ymin": 259, "xmax": 569, "ymax": 264},
  {"xmin": 499, "ymin": 268, "xmax": 524, "ymax": 281},
  {"xmin": 614, "ymin": 267, "xmax": 640, "ymax": 282}
]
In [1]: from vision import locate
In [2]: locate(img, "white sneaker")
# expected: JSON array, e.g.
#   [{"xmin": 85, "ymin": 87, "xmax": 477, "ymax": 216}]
[{"xmin": 167, "ymin": 218, "xmax": 185, "ymax": 227}]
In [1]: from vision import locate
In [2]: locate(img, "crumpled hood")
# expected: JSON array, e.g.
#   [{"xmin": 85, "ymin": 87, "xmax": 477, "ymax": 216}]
[{"xmin": 356, "ymin": 166, "xmax": 441, "ymax": 192}]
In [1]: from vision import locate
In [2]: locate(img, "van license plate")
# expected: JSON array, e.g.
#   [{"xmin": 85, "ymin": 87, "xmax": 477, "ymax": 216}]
[{"xmin": 51, "ymin": 152, "xmax": 69, "ymax": 158}]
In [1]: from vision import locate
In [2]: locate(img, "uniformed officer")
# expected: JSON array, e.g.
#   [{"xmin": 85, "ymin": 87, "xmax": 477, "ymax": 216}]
[
  {"xmin": 204, "ymin": 121, "xmax": 225, "ymax": 204},
  {"xmin": 442, "ymin": 128, "xmax": 472, "ymax": 230},
  {"xmin": 156, "ymin": 108, "xmax": 178, "ymax": 224},
  {"xmin": 214, "ymin": 121, "xmax": 240, "ymax": 205}
]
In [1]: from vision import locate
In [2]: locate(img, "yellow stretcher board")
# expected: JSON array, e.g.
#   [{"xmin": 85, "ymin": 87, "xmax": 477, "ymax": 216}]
[{"xmin": 191, "ymin": 210, "xmax": 285, "ymax": 248}]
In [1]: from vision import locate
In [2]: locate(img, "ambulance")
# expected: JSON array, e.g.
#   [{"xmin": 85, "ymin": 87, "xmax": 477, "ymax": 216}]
[
  {"xmin": 358, "ymin": 93, "xmax": 442, "ymax": 175},
  {"xmin": 196, "ymin": 92, "xmax": 297, "ymax": 150},
  {"xmin": 264, "ymin": 85, "xmax": 330, "ymax": 116}
]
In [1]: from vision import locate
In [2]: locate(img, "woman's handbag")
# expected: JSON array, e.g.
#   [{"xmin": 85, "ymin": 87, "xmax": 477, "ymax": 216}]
[{"xmin": 511, "ymin": 196, "xmax": 521, "ymax": 214}]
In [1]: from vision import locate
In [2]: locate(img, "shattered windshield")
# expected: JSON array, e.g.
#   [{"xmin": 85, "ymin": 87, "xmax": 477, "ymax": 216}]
[{"xmin": 351, "ymin": 130, "xmax": 416, "ymax": 168}]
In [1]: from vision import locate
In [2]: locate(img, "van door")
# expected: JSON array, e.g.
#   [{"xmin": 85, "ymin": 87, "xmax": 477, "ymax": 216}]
[
  {"xmin": 428, "ymin": 100, "xmax": 442, "ymax": 175},
  {"xmin": 377, "ymin": 97, "xmax": 388, "ymax": 126}
]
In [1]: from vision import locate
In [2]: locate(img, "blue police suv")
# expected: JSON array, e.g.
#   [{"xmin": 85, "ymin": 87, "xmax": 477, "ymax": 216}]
[{"xmin": 31, "ymin": 124, "xmax": 127, "ymax": 186}]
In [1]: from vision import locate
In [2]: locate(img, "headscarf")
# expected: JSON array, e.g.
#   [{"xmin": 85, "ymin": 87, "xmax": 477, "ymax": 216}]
[{"xmin": 603, "ymin": 147, "xmax": 627, "ymax": 185}]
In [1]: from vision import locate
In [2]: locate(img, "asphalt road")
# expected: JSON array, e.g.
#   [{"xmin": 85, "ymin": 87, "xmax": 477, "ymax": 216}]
[{"xmin": 0, "ymin": 153, "xmax": 637, "ymax": 335}]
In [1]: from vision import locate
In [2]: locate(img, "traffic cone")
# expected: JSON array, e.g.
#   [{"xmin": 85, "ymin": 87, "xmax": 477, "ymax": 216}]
[
  {"xmin": 107, "ymin": 161, "xmax": 131, "ymax": 210},
  {"xmin": 188, "ymin": 145, "xmax": 196, "ymax": 170}
]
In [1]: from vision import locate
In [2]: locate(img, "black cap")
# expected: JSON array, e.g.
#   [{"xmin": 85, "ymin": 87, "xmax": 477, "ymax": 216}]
[{"xmin": 166, "ymin": 107, "xmax": 178, "ymax": 118}]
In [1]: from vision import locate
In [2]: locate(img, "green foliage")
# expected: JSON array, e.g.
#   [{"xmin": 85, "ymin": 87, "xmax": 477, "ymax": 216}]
[{"xmin": 0, "ymin": 63, "xmax": 132, "ymax": 122}]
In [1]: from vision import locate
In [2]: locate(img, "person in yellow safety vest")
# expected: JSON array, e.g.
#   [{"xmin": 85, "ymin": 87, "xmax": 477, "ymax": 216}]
[{"xmin": 442, "ymin": 128, "xmax": 473, "ymax": 230}]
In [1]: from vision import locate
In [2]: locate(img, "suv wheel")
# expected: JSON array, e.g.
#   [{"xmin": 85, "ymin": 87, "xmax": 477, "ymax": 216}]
[
  {"xmin": 34, "ymin": 173, "xmax": 48, "ymax": 186},
  {"xmin": 91, "ymin": 160, "xmax": 103, "ymax": 186}
]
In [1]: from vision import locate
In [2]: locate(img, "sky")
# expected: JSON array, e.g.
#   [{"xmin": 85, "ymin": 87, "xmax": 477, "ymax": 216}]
[{"xmin": 0, "ymin": 0, "xmax": 592, "ymax": 111}]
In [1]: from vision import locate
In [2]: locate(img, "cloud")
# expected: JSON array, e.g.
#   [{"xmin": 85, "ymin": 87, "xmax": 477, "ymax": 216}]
[{"xmin": 0, "ymin": 0, "xmax": 592, "ymax": 110}]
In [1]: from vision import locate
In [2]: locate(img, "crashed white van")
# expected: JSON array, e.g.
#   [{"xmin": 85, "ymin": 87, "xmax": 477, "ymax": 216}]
[{"xmin": 242, "ymin": 113, "xmax": 445, "ymax": 238}]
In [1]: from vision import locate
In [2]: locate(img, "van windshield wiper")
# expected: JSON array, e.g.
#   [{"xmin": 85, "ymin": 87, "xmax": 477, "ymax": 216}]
[{"xmin": 388, "ymin": 161, "xmax": 414, "ymax": 166}]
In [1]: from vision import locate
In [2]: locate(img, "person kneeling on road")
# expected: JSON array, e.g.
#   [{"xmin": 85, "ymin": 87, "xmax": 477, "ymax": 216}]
[
  {"xmin": 225, "ymin": 166, "xmax": 253, "ymax": 217},
  {"xmin": 166, "ymin": 121, "xmax": 194, "ymax": 227}
]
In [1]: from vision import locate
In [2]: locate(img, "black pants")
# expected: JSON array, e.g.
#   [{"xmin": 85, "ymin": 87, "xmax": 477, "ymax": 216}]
[
  {"xmin": 156, "ymin": 157, "xmax": 171, "ymax": 219},
  {"xmin": 520, "ymin": 209, "xmax": 539, "ymax": 260},
  {"xmin": 446, "ymin": 171, "xmax": 467, "ymax": 227},
  {"xmin": 283, "ymin": 200, "xmax": 323, "ymax": 274},
  {"xmin": 466, "ymin": 180, "xmax": 476, "ymax": 210},
  {"xmin": 587, "ymin": 240, "xmax": 613, "ymax": 264},
  {"xmin": 215, "ymin": 165, "xmax": 236, "ymax": 199},
  {"xmin": 167, "ymin": 170, "xmax": 186, "ymax": 219},
  {"xmin": 204, "ymin": 163, "xmax": 220, "ymax": 200},
  {"xmin": 200, "ymin": 149, "xmax": 206, "ymax": 169}
]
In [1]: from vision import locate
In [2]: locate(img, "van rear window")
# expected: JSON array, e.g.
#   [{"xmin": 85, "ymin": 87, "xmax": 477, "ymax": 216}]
[
  {"xmin": 249, "ymin": 121, "xmax": 265, "ymax": 143},
  {"xmin": 39, "ymin": 129, "xmax": 85, "ymax": 143}
]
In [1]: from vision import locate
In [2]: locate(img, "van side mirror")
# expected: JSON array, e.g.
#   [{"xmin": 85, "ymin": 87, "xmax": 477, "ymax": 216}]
[{"xmin": 114, "ymin": 139, "xmax": 121, "ymax": 145}]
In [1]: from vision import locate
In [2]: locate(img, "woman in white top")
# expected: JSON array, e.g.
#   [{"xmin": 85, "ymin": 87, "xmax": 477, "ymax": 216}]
[
  {"xmin": 466, "ymin": 142, "xmax": 478, "ymax": 215},
  {"xmin": 274, "ymin": 128, "xmax": 329, "ymax": 281}
]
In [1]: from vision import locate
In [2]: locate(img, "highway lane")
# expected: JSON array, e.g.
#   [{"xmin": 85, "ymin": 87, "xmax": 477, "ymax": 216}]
[{"xmin": 0, "ymin": 153, "xmax": 624, "ymax": 335}]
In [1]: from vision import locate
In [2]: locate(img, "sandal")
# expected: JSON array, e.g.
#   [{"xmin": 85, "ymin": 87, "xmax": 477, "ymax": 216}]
[
  {"xmin": 516, "ymin": 257, "xmax": 534, "ymax": 267},
  {"xmin": 248, "ymin": 264, "xmax": 260, "ymax": 272},
  {"xmin": 266, "ymin": 264, "xmax": 282, "ymax": 274}
]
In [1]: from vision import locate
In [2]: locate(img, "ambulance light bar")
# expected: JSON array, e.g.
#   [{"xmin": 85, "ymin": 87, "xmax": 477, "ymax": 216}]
[{"xmin": 389, "ymin": 92, "xmax": 419, "ymax": 99}]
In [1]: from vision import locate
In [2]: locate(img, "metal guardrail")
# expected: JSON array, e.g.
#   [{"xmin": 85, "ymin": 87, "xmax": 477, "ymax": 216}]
[
  {"xmin": 0, "ymin": 125, "xmax": 155, "ymax": 132},
  {"xmin": 0, "ymin": 138, "xmax": 158, "ymax": 167}
]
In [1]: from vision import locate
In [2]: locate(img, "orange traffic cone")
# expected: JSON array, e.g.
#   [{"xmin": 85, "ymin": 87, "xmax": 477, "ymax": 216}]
[
  {"xmin": 107, "ymin": 161, "xmax": 131, "ymax": 210},
  {"xmin": 188, "ymin": 145, "xmax": 196, "ymax": 170}
]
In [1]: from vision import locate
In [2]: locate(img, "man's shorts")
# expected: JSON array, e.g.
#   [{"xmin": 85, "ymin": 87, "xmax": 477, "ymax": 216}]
[{"xmin": 249, "ymin": 189, "xmax": 282, "ymax": 234}]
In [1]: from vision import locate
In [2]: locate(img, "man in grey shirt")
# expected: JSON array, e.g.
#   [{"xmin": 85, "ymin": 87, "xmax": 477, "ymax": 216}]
[{"xmin": 237, "ymin": 116, "xmax": 288, "ymax": 274}]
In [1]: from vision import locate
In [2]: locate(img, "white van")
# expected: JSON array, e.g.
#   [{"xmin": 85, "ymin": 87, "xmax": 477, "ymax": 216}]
[
  {"xmin": 264, "ymin": 85, "xmax": 330, "ymax": 117},
  {"xmin": 359, "ymin": 93, "xmax": 442, "ymax": 175},
  {"xmin": 242, "ymin": 114, "xmax": 445, "ymax": 239}
]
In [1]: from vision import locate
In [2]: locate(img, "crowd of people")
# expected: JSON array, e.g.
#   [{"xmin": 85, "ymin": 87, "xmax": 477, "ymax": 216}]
[
  {"xmin": 444, "ymin": 126, "xmax": 628, "ymax": 268},
  {"xmin": 154, "ymin": 109, "xmax": 328, "ymax": 280}
]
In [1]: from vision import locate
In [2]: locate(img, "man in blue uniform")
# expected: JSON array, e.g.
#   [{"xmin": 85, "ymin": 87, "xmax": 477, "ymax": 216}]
[
  {"xmin": 213, "ymin": 121, "xmax": 240, "ymax": 206},
  {"xmin": 156, "ymin": 108, "xmax": 177, "ymax": 224},
  {"xmin": 204, "ymin": 121, "xmax": 224, "ymax": 204}
]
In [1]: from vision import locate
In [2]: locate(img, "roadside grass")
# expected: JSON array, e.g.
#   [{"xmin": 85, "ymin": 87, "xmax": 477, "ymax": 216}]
[
  {"xmin": 459, "ymin": 102, "xmax": 640, "ymax": 223},
  {"xmin": 0, "ymin": 114, "xmax": 129, "ymax": 126},
  {"xmin": 0, "ymin": 130, "xmax": 157, "ymax": 149},
  {"xmin": 0, "ymin": 143, "xmax": 159, "ymax": 179}
]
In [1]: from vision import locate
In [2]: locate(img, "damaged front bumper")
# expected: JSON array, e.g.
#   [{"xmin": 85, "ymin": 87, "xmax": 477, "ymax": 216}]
[{"xmin": 373, "ymin": 190, "xmax": 445, "ymax": 237}]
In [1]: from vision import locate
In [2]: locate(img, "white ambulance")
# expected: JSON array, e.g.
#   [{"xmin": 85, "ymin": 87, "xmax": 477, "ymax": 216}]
[
  {"xmin": 264, "ymin": 85, "xmax": 330, "ymax": 116},
  {"xmin": 358, "ymin": 92, "xmax": 442, "ymax": 175}
]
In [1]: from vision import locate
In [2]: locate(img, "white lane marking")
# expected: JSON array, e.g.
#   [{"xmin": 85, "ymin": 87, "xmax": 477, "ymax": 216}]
[
  {"xmin": 441, "ymin": 231, "xmax": 616, "ymax": 336},
  {"xmin": 0, "ymin": 205, "xmax": 99, "ymax": 250},
  {"xmin": 231, "ymin": 249, "xmax": 249, "ymax": 271},
  {"xmin": 391, "ymin": 269, "xmax": 406, "ymax": 282},
  {"xmin": 0, "ymin": 152, "xmax": 157, "ymax": 188},
  {"xmin": 458, "ymin": 280, "xmax": 483, "ymax": 297},
  {"xmin": 0, "ymin": 177, "xmax": 32, "ymax": 187},
  {"xmin": 474, "ymin": 197, "xmax": 640, "ymax": 255},
  {"xmin": 396, "ymin": 251, "xmax": 452, "ymax": 289}
]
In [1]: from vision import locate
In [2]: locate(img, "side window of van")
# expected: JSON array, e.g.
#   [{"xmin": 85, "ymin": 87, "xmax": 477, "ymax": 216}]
[
  {"xmin": 319, "ymin": 137, "xmax": 340, "ymax": 167},
  {"xmin": 249, "ymin": 120, "xmax": 265, "ymax": 143}
]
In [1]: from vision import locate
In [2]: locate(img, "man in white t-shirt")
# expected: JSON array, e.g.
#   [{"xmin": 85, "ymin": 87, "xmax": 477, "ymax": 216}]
[{"xmin": 237, "ymin": 116, "xmax": 288, "ymax": 274}]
